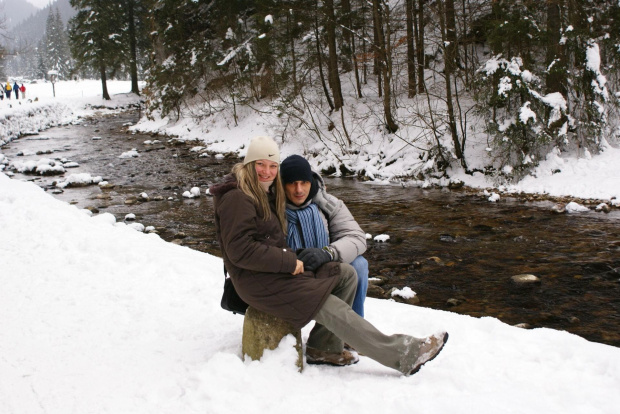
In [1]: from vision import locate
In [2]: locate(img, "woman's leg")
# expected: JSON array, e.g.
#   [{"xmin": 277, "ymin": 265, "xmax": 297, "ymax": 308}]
[
  {"xmin": 314, "ymin": 293, "xmax": 448, "ymax": 375},
  {"xmin": 350, "ymin": 256, "xmax": 368, "ymax": 317}
]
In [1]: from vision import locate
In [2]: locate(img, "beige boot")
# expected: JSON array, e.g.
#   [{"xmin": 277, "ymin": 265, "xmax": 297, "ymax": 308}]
[{"xmin": 405, "ymin": 332, "xmax": 449, "ymax": 376}]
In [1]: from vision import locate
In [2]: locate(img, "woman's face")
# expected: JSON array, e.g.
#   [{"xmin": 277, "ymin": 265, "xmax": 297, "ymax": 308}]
[{"xmin": 255, "ymin": 159, "xmax": 279, "ymax": 182}]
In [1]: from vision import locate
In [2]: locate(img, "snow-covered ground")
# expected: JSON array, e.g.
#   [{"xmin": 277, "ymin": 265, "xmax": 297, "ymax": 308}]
[
  {"xmin": 0, "ymin": 79, "xmax": 140, "ymax": 147},
  {"xmin": 2, "ymin": 170, "xmax": 620, "ymax": 414},
  {"xmin": 1, "ymin": 81, "xmax": 620, "ymax": 413}
]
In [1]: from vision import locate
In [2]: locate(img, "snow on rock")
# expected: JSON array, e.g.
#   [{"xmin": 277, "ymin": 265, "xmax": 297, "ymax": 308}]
[
  {"xmin": 565, "ymin": 201, "xmax": 590, "ymax": 213},
  {"xmin": 119, "ymin": 149, "xmax": 140, "ymax": 158},
  {"xmin": 488, "ymin": 192, "xmax": 501, "ymax": 202},
  {"xmin": 56, "ymin": 173, "xmax": 103, "ymax": 188},
  {"xmin": 391, "ymin": 286, "xmax": 417, "ymax": 299},
  {"xmin": 374, "ymin": 234, "xmax": 390, "ymax": 242},
  {"xmin": 182, "ymin": 187, "xmax": 201, "ymax": 198},
  {"xmin": 127, "ymin": 222, "xmax": 145, "ymax": 232},
  {"xmin": 125, "ymin": 213, "xmax": 136, "ymax": 221},
  {"xmin": 10, "ymin": 158, "xmax": 66, "ymax": 175}
]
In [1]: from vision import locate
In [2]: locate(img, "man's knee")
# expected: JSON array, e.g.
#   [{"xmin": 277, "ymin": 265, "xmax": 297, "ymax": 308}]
[{"xmin": 339, "ymin": 263, "xmax": 358, "ymax": 290}]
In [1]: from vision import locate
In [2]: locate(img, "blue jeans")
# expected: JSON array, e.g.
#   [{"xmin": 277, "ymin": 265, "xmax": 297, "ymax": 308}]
[{"xmin": 350, "ymin": 256, "xmax": 368, "ymax": 317}]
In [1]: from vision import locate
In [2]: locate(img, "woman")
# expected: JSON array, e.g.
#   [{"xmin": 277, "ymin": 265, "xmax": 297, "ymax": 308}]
[{"xmin": 210, "ymin": 136, "xmax": 448, "ymax": 375}]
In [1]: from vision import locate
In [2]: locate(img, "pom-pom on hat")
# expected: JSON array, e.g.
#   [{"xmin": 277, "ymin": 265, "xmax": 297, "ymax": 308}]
[
  {"xmin": 280, "ymin": 154, "xmax": 314, "ymax": 184},
  {"xmin": 243, "ymin": 136, "xmax": 280, "ymax": 165}
]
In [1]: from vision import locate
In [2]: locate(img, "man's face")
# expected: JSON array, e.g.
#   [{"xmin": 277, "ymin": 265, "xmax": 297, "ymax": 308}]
[{"xmin": 284, "ymin": 181, "xmax": 312, "ymax": 206}]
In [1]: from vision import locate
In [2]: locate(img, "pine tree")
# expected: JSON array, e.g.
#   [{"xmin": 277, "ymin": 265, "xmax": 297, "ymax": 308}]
[
  {"xmin": 43, "ymin": 7, "xmax": 72, "ymax": 79},
  {"xmin": 69, "ymin": 0, "xmax": 125, "ymax": 99}
]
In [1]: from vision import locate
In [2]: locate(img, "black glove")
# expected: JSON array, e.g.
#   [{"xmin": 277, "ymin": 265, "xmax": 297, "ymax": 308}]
[{"xmin": 297, "ymin": 248, "xmax": 332, "ymax": 272}]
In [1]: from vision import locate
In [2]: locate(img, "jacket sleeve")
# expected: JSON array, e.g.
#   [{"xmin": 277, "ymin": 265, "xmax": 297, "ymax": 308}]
[
  {"xmin": 217, "ymin": 190, "xmax": 297, "ymax": 274},
  {"xmin": 313, "ymin": 189, "xmax": 367, "ymax": 264}
]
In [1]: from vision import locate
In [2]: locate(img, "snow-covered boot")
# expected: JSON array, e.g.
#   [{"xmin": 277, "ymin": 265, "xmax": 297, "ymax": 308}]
[{"xmin": 404, "ymin": 332, "xmax": 449, "ymax": 376}]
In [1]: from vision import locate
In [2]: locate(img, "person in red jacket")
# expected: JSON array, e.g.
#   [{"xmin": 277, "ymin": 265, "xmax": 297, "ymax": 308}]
[{"xmin": 19, "ymin": 84, "xmax": 26, "ymax": 99}]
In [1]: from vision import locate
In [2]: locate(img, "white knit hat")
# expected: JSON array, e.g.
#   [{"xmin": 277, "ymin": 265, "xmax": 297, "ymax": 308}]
[{"xmin": 243, "ymin": 136, "xmax": 280, "ymax": 165}]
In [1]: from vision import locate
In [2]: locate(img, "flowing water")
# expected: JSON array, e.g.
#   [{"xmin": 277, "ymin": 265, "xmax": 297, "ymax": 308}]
[{"xmin": 3, "ymin": 109, "xmax": 619, "ymax": 347}]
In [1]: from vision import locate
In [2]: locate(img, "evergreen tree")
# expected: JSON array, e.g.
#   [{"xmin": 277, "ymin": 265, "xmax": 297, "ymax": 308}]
[
  {"xmin": 69, "ymin": 0, "xmax": 125, "ymax": 99},
  {"xmin": 43, "ymin": 7, "xmax": 72, "ymax": 79}
]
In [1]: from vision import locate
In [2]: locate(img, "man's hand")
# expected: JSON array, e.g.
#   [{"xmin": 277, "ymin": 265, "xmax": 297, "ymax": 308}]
[{"xmin": 297, "ymin": 248, "xmax": 332, "ymax": 272}]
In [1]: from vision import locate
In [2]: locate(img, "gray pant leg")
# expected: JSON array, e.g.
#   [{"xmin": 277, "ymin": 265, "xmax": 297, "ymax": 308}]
[
  {"xmin": 306, "ymin": 263, "xmax": 357, "ymax": 352},
  {"xmin": 314, "ymin": 294, "xmax": 425, "ymax": 375}
]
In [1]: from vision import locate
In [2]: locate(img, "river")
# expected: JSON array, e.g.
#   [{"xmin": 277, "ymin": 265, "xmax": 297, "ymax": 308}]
[{"xmin": 3, "ymin": 109, "xmax": 619, "ymax": 347}]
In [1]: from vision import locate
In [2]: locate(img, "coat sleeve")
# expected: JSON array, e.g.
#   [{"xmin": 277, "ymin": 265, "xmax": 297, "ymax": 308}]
[
  {"xmin": 217, "ymin": 190, "xmax": 297, "ymax": 274},
  {"xmin": 313, "ymin": 189, "xmax": 367, "ymax": 264}
]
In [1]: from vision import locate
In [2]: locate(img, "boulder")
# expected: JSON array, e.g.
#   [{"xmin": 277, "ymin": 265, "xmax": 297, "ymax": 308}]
[{"xmin": 242, "ymin": 307, "xmax": 303, "ymax": 371}]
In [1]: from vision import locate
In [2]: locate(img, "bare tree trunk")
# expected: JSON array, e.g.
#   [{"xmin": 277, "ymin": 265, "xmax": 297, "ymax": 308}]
[
  {"xmin": 325, "ymin": 0, "xmax": 344, "ymax": 110},
  {"xmin": 125, "ymin": 0, "xmax": 140, "ymax": 95},
  {"xmin": 416, "ymin": 0, "xmax": 426, "ymax": 94},
  {"xmin": 314, "ymin": 10, "xmax": 334, "ymax": 111},
  {"xmin": 342, "ymin": 0, "xmax": 363, "ymax": 97},
  {"xmin": 99, "ymin": 57, "xmax": 110, "ymax": 100},
  {"xmin": 440, "ymin": 0, "xmax": 465, "ymax": 167},
  {"xmin": 545, "ymin": 0, "xmax": 566, "ymax": 96},
  {"xmin": 406, "ymin": 0, "xmax": 417, "ymax": 98},
  {"xmin": 287, "ymin": 11, "xmax": 298, "ymax": 95},
  {"xmin": 372, "ymin": 0, "xmax": 398, "ymax": 133},
  {"xmin": 360, "ymin": 0, "xmax": 369, "ymax": 84}
]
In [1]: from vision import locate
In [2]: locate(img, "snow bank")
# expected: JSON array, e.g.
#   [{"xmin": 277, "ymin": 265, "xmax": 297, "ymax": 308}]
[{"xmin": 1, "ymin": 172, "xmax": 620, "ymax": 414}]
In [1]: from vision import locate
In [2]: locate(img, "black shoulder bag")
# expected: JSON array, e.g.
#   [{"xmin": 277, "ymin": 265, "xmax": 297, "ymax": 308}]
[{"xmin": 221, "ymin": 265, "xmax": 248, "ymax": 315}]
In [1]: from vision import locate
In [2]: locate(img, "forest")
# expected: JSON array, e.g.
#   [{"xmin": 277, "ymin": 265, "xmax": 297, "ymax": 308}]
[{"xmin": 12, "ymin": 0, "xmax": 620, "ymax": 180}]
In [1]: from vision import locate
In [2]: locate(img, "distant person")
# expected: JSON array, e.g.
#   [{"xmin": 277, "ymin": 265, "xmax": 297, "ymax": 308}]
[
  {"xmin": 5, "ymin": 82, "xmax": 11, "ymax": 99},
  {"xmin": 20, "ymin": 84, "xmax": 26, "ymax": 99},
  {"xmin": 13, "ymin": 81, "xmax": 19, "ymax": 99}
]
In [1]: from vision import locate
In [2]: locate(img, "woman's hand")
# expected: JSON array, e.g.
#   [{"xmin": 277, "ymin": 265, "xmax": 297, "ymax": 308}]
[{"xmin": 292, "ymin": 260, "xmax": 304, "ymax": 275}]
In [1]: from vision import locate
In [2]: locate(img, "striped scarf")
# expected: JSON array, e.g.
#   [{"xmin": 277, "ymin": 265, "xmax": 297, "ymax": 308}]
[{"xmin": 286, "ymin": 203, "xmax": 329, "ymax": 251}]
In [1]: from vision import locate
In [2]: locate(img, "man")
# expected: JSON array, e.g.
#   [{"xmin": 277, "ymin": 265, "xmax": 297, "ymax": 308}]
[{"xmin": 280, "ymin": 154, "xmax": 369, "ymax": 318}]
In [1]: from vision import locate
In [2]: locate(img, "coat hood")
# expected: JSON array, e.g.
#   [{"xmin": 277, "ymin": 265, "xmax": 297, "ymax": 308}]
[{"xmin": 209, "ymin": 174, "xmax": 237, "ymax": 197}]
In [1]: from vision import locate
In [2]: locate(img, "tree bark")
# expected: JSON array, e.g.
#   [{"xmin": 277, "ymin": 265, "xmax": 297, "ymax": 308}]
[
  {"xmin": 372, "ymin": 0, "xmax": 398, "ymax": 133},
  {"xmin": 406, "ymin": 0, "xmax": 417, "ymax": 98},
  {"xmin": 314, "ymin": 9, "xmax": 334, "ymax": 111},
  {"xmin": 99, "ymin": 57, "xmax": 110, "ymax": 100},
  {"xmin": 416, "ymin": 0, "xmax": 425, "ymax": 94},
  {"xmin": 545, "ymin": 0, "xmax": 566, "ymax": 96},
  {"xmin": 325, "ymin": 0, "xmax": 344, "ymax": 110},
  {"xmin": 440, "ymin": 0, "xmax": 465, "ymax": 166},
  {"xmin": 126, "ymin": 0, "xmax": 140, "ymax": 95}
]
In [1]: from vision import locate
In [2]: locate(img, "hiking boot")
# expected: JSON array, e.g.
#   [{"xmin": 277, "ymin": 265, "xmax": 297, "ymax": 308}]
[
  {"xmin": 306, "ymin": 347, "xmax": 360, "ymax": 366},
  {"xmin": 344, "ymin": 343, "xmax": 364, "ymax": 356},
  {"xmin": 407, "ymin": 332, "xmax": 449, "ymax": 376}
]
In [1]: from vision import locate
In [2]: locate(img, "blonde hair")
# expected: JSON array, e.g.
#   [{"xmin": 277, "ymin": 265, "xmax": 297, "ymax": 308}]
[{"xmin": 232, "ymin": 162, "xmax": 288, "ymax": 232}]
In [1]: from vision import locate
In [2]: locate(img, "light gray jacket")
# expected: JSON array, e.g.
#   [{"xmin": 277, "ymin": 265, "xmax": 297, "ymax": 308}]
[{"xmin": 286, "ymin": 172, "xmax": 367, "ymax": 264}]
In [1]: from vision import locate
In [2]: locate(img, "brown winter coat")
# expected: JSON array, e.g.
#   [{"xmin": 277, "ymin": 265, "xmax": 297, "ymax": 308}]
[{"xmin": 210, "ymin": 174, "xmax": 341, "ymax": 329}]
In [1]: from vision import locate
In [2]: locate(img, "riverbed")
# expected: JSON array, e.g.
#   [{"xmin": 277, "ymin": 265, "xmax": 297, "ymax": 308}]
[{"xmin": 3, "ymin": 109, "xmax": 619, "ymax": 347}]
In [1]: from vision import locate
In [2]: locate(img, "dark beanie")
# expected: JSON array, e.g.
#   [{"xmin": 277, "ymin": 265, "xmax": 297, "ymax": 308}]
[{"xmin": 280, "ymin": 155, "xmax": 314, "ymax": 184}]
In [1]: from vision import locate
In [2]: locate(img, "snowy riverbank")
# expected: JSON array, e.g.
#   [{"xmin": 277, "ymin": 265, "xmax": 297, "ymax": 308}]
[
  {"xmin": 1, "ymin": 79, "xmax": 618, "ymax": 204},
  {"xmin": 2, "ymin": 171, "xmax": 620, "ymax": 414}
]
